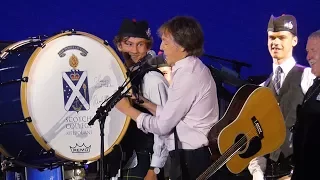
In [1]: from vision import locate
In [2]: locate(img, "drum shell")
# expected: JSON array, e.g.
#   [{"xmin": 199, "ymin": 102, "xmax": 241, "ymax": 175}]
[{"xmin": 0, "ymin": 41, "xmax": 62, "ymax": 167}]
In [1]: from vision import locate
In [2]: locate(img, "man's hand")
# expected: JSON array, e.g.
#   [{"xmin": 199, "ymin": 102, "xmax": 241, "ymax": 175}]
[
  {"xmin": 248, "ymin": 157, "xmax": 267, "ymax": 180},
  {"xmin": 252, "ymin": 170, "xmax": 265, "ymax": 180},
  {"xmin": 130, "ymin": 93, "xmax": 150, "ymax": 105},
  {"xmin": 130, "ymin": 94, "xmax": 156, "ymax": 115},
  {"xmin": 144, "ymin": 169, "xmax": 158, "ymax": 180}
]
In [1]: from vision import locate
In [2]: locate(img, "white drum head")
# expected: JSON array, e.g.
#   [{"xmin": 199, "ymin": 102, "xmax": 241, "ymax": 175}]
[{"xmin": 21, "ymin": 32, "xmax": 130, "ymax": 161}]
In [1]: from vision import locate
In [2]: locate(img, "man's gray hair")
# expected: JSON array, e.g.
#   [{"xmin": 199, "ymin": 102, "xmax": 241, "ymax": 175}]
[{"xmin": 308, "ymin": 29, "xmax": 320, "ymax": 39}]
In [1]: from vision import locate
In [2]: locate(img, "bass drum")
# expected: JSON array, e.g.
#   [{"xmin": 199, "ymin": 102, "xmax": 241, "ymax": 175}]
[{"xmin": 0, "ymin": 30, "xmax": 131, "ymax": 168}]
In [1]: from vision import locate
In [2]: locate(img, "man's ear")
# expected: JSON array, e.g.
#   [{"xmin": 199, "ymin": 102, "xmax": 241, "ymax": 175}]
[
  {"xmin": 292, "ymin": 36, "xmax": 298, "ymax": 47},
  {"xmin": 117, "ymin": 43, "xmax": 123, "ymax": 51},
  {"xmin": 176, "ymin": 44, "xmax": 185, "ymax": 53}
]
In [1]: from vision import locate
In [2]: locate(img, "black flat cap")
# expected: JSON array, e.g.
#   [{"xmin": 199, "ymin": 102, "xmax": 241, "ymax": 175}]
[
  {"xmin": 267, "ymin": 14, "xmax": 297, "ymax": 36},
  {"xmin": 117, "ymin": 18, "xmax": 152, "ymax": 40}
]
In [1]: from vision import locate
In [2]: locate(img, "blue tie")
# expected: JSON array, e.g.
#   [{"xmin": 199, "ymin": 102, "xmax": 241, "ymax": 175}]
[{"xmin": 273, "ymin": 66, "xmax": 283, "ymax": 95}]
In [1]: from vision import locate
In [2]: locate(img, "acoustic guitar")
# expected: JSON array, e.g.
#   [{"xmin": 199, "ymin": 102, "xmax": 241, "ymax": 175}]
[{"xmin": 197, "ymin": 84, "xmax": 286, "ymax": 180}]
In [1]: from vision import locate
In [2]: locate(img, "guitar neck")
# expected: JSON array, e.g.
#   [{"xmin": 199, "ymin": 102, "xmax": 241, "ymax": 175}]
[{"xmin": 196, "ymin": 138, "xmax": 247, "ymax": 180}]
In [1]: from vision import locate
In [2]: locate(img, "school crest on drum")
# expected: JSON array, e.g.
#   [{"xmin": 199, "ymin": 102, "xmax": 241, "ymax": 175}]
[{"xmin": 62, "ymin": 54, "xmax": 90, "ymax": 112}]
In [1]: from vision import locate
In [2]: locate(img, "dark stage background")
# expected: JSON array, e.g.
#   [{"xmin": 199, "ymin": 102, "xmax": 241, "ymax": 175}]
[{"xmin": 0, "ymin": 0, "xmax": 319, "ymax": 87}]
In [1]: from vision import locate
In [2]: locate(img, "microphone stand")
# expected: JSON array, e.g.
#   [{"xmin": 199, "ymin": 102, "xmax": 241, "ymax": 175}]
[
  {"xmin": 203, "ymin": 54, "xmax": 251, "ymax": 75},
  {"xmin": 87, "ymin": 64, "xmax": 145, "ymax": 180},
  {"xmin": 203, "ymin": 54, "xmax": 251, "ymax": 118}
]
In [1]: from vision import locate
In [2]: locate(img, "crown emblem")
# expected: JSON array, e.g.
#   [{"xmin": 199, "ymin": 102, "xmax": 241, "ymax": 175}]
[
  {"xmin": 70, "ymin": 143, "xmax": 91, "ymax": 153},
  {"xmin": 69, "ymin": 54, "xmax": 80, "ymax": 81},
  {"xmin": 70, "ymin": 73, "xmax": 80, "ymax": 81}
]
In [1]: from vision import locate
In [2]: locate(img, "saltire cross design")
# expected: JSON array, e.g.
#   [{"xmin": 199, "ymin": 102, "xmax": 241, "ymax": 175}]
[{"xmin": 62, "ymin": 70, "xmax": 90, "ymax": 112}]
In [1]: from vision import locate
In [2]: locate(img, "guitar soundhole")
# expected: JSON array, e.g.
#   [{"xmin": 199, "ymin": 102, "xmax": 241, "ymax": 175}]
[
  {"xmin": 238, "ymin": 136, "xmax": 262, "ymax": 159},
  {"xmin": 234, "ymin": 134, "xmax": 247, "ymax": 151}
]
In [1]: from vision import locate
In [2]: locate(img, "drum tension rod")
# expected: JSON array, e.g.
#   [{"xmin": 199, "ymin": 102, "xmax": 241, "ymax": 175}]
[
  {"xmin": 28, "ymin": 35, "xmax": 49, "ymax": 40},
  {"xmin": 0, "ymin": 117, "xmax": 32, "ymax": 127},
  {"xmin": 0, "ymin": 77, "xmax": 28, "ymax": 86},
  {"xmin": 40, "ymin": 148, "xmax": 55, "ymax": 156}
]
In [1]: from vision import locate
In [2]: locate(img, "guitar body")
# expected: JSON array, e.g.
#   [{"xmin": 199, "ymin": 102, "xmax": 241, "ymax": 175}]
[
  {"xmin": 207, "ymin": 84, "xmax": 259, "ymax": 161},
  {"xmin": 217, "ymin": 84, "xmax": 286, "ymax": 174},
  {"xmin": 200, "ymin": 84, "xmax": 286, "ymax": 180}
]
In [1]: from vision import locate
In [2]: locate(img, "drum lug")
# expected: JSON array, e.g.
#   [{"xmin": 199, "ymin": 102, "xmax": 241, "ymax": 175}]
[
  {"xmin": 62, "ymin": 29, "xmax": 77, "ymax": 34},
  {"xmin": 24, "ymin": 117, "xmax": 32, "ymax": 123},
  {"xmin": 104, "ymin": 40, "xmax": 109, "ymax": 45},
  {"xmin": 40, "ymin": 43, "xmax": 46, "ymax": 48},
  {"xmin": 22, "ymin": 77, "xmax": 28, "ymax": 82},
  {"xmin": 40, "ymin": 148, "xmax": 55, "ymax": 156},
  {"xmin": 46, "ymin": 148, "xmax": 55, "ymax": 155}
]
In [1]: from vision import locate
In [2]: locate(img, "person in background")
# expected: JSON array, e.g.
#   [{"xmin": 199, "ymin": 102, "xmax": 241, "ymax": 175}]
[
  {"xmin": 105, "ymin": 18, "xmax": 169, "ymax": 180},
  {"xmin": 248, "ymin": 14, "xmax": 315, "ymax": 180},
  {"xmin": 291, "ymin": 29, "xmax": 320, "ymax": 180},
  {"xmin": 115, "ymin": 15, "xmax": 223, "ymax": 180},
  {"xmin": 147, "ymin": 51, "xmax": 172, "ymax": 85}
]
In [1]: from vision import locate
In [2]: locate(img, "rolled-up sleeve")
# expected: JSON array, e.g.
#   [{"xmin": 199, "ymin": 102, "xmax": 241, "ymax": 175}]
[
  {"xmin": 150, "ymin": 134, "xmax": 168, "ymax": 167},
  {"xmin": 136, "ymin": 113, "xmax": 149, "ymax": 133}
]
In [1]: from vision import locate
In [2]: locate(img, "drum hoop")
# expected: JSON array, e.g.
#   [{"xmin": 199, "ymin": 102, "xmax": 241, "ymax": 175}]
[
  {"xmin": 0, "ymin": 39, "xmax": 42, "ymax": 59},
  {"xmin": 20, "ymin": 31, "xmax": 132, "ymax": 162}
]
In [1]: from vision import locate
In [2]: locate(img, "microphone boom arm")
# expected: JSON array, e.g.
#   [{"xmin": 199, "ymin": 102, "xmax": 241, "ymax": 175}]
[{"xmin": 203, "ymin": 54, "xmax": 251, "ymax": 74}]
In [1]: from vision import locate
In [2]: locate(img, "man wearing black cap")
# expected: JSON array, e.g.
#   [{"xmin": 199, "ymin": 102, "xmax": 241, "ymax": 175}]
[
  {"xmin": 115, "ymin": 15, "xmax": 223, "ymax": 180},
  {"xmin": 291, "ymin": 30, "xmax": 320, "ymax": 180},
  {"xmin": 104, "ymin": 18, "xmax": 169, "ymax": 180},
  {"xmin": 248, "ymin": 14, "xmax": 315, "ymax": 180}
]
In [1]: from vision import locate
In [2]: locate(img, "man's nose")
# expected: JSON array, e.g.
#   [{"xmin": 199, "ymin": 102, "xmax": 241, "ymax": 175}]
[
  {"xmin": 160, "ymin": 42, "xmax": 164, "ymax": 51},
  {"xmin": 131, "ymin": 45, "xmax": 138, "ymax": 53},
  {"xmin": 307, "ymin": 52, "xmax": 312, "ymax": 61},
  {"xmin": 272, "ymin": 38, "xmax": 281, "ymax": 46}
]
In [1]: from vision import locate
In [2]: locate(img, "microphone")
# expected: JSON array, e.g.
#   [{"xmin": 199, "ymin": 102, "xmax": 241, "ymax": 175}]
[
  {"xmin": 128, "ymin": 50, "xmax": 156, "ymax": 72},
  {"xmin": 146, "ymin": 50, "xmax": 167, "ymax": 67},
  {"xmin": 147, "ymin": 50, "xmax": 157, "ymax": 59}
]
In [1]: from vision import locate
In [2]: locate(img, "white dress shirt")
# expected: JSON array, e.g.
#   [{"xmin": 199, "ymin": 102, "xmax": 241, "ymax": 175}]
[
  {"xmin": 113, "ymin": 66, "xmax": 169, "ymax": 180},
  {"xmin": 136, "ymin": 56, "xmax": 219, "ymax": 151},
  {"xmin": 249, "ymin": 57, "xmax": 316, "ymax": 180},
  {"xmin": 259, "ymin": 57, "xmax": 315, "ymax": 93},
  {"xmin": 141, "ymin": 71, "xmax": 170, "ymax": 168}
]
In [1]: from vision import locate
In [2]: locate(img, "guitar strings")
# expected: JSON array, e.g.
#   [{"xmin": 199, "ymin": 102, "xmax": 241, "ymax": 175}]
[{"xmin": 197, "ymin": 128, "xmax": 257, "ymax": 180}]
